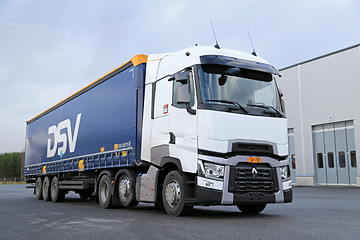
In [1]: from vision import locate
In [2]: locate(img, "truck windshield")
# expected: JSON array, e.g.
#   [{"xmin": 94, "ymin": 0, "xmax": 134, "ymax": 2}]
[{"xmin": 196, "ymin": 64, "xmax": 282, "ymax": 115}]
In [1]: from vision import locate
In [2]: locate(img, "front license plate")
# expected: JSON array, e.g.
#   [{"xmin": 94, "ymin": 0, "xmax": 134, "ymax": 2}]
[{"xmin": 248, "ymin": 156, "xmax": 261, "ymax": 164}]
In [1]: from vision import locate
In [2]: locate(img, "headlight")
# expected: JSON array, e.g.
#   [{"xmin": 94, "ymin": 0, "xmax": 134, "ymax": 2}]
[
  {"xmin": 280, "ymin": 165, "xmax": 290, "ymax": 180},
  {"xmin": 198, "ymin": 160, "xmax": 224, "ymax": 180}
]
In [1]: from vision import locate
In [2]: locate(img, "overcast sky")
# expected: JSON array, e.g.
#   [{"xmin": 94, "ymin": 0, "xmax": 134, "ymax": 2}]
[{"xmin": 0, "ymin": 0, "xmax": 359, "ymax": 153}]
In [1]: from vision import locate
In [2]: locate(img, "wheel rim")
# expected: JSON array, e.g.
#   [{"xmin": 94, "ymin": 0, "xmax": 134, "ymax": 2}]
[
  {"xmin": 119, "ymin": 177, "xmax": 130, "ymax": 200},
  {"xmin": 164, "ymin": 179, "xmax": 181, "ymax": 208},
  {"xmin": 51, "ymin": 178, "xmax": 57, "ymax": 196},
  {"xmin": 44, "ymin": 178, "xmax": 49, "ymax": 195},
  {"xmin": 100, "ymin": 181, "xmax": 109, "ymax": 202},
  {"xmin": 36, "ymin": 179, "xmax": 41, "ymax": 193}
]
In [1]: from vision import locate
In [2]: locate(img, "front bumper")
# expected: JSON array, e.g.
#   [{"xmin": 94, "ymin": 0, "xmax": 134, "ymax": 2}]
[
  {"xmin": 192, "ymin": 155, "xmax": 292, "ymax": 205},
  {"xmin": 195, "ymin": 185, "xmax": 292, "ymax": 205}
]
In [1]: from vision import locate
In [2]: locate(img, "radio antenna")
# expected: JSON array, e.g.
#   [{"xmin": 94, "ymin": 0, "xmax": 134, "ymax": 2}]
[
  {"xmin": 210, "ymin": 19, "xmax": 220, "ymax": 49},
  {"xmin": 247, "ymin": 30, "xmax": 257, "ymax": 56}
]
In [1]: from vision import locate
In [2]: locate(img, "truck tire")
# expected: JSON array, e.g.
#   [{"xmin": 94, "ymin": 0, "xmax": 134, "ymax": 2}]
[
  {"xmin": 51, "ymin": 176, "xmax": 65, "ymax": 202},
  {"xmin": 98, "ymin": 175, "xmax": 112, "ymax": 209},
  {"xmin": 35, "ymin": 177, "xmax": 43, "ymax": 200},
  {"xmin": 162, "ymin": 170, "xmax": 193, "ymax": 216},
  {"xmin": 237, "ymin": 204, "xmax": 267, "ymax": 214},
  {"xmin": 118, "ymin": 169, "xmax": 138, "ymax": 207},
  {"xmin": 42, "ymin": 176, "xmax": 51, "ymax": 201}
]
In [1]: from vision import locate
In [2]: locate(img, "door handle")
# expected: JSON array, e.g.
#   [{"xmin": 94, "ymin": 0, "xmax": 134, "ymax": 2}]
[{"xmin": 169, "ymin": 132, "xmax": 176, "ymax": 144}]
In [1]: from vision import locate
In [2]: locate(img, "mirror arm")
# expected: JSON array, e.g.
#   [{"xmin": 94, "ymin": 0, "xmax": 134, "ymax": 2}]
[{"xmin": 186, "ymin": 104, "xmax": 196, "ymax": 115}]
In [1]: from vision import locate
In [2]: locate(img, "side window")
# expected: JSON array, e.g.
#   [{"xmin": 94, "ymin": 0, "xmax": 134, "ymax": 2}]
[{"xmin": 172, "ymin": 70, "xmax": 195, "ymax": 109}]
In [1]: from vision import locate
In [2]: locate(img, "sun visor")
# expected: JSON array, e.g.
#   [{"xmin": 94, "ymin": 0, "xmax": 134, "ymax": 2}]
[{"xmin": 200, "ymin": 55, "xmax": 281, "ymax": 76}]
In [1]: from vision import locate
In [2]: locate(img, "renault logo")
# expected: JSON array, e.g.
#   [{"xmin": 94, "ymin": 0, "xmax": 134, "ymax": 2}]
[{"xmin": 252, "ymin": 167, "xmax": 258, "ymax": 177}]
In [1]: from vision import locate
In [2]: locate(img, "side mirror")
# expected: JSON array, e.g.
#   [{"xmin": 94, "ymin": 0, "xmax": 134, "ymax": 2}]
[
  {"xmin": 169, "ymin": 72, "xmax": 189, "ymax": 83},
  {"xmin": 175, "ymin": 72, "xmax": 189, "ymax": 84},
  {"xmin": 176, "ymin": 84, "xmax": 190, "ymax": 104}
]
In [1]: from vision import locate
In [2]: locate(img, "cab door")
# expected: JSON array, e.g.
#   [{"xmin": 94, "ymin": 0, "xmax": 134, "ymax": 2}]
[{"xmin": 168, "ymin": 70, "xmax": 198, "ymax": 173}]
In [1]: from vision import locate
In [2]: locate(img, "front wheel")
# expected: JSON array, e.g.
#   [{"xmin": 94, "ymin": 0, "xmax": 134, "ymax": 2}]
[
  {"xmin": 162, "ymin": 170, "xmax": 193, "ymax": 216},
  {"xmin": 237, "ymin": 204, "xmax": 267, "ymax": 214}
]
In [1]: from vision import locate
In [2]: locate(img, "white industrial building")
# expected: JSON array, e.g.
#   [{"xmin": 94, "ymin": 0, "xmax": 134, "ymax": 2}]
[{"xmin": 277, "ymin": 44, "xmax": 360, "ymax": 187}]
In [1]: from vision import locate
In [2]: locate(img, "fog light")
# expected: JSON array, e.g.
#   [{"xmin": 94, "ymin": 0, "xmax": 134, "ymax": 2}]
[{"xmin": 204, "ymin": 180, "xmax": 214, "ymax": 188}]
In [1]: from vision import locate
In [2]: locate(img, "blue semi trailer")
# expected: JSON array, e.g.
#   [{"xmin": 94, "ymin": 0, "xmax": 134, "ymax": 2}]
[{"xmin": 25, "ymin": 46, "xmax": 292, "ymax": 216}]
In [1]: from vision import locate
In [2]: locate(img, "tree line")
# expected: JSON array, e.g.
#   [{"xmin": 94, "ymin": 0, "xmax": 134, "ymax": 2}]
[{"xmin": 0, "ymin": 152, "xmax": 24, "ymax": 182}]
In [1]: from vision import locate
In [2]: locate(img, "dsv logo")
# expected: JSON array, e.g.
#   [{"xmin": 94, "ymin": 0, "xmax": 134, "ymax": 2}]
[{"xmin": 47, "ymin": 113, "xmax": 81, "ymax": 158}]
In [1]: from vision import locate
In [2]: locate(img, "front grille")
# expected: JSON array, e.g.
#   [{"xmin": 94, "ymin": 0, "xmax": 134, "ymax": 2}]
[
  {"xmin": 236, "ymin": 167, "xmax": 272, "ymax": 180},
  {"xmin": 229, "ymin": 163, "xmax": 278, "ymax": 193},
  {"xmin": 235, "ymin": 181, "xmax": 274, "ymax": 192}
]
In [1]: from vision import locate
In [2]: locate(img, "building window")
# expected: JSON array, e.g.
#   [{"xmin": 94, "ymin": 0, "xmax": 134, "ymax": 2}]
[
  {"xmin": 338, "ymin": 151, "xmax": 346, "ymax": 168},
  {"xmin": 350, "ymin": 151, "xmax": 357, "ymax": 168},
  {"xmin": 317, "ymin": 153, "xmax": 324, "ymax": 168},
  {"xmin": 327, "ymin": 152, "xmax": 334, "ymax": 168}
]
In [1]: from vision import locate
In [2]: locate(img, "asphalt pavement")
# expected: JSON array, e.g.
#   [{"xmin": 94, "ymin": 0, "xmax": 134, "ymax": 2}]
[{"xmin": 0, "ymin": 184, "xmax": 359, "ymax": 240}]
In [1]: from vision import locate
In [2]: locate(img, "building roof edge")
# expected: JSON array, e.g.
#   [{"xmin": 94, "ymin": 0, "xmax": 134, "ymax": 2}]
[{"xmin": 280, "ymin": 43, "xmax": 360, "ymax": 71}]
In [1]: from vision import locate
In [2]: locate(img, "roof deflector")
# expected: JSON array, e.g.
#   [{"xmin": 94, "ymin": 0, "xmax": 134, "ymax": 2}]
[{"xmin": 200, "ymin": 55, "xmax": 281, "ymax": 76}]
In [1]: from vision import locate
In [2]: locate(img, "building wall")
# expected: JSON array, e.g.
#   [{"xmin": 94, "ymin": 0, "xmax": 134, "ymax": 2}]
[{"xmin": 277, "ymin": 44, "xmax": 360, "ymax": 186}]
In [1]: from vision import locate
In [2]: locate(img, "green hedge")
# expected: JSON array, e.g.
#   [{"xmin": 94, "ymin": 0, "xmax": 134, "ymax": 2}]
[{"xmin": 0, "ymin": 152, "xmax": 24, "ymax": 181}]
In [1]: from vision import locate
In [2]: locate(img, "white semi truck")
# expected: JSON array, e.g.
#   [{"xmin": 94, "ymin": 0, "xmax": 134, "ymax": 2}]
[{"xmin": 25, "ymin": 46, "xmax": 292, "ymax": 216}]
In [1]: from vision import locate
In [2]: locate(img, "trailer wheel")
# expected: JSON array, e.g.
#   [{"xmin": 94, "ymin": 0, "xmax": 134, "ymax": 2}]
[
  {"xmin": 162, "ymin": 170, "xmax": 193, "ymax": 216},
  {"xmin": 98, "ymin": 175, "xmax": 112, "ymax": 209},
  {"xmin": 51, "ymin": 176, "xmax": 65, "ymax": 202},
  {"xmin": 35, "ymin": 177, "xmax": 43, "ymax": 200},
  {"xmin": 42, "ymin": 176, "xmax": 51, "ymax": 201},
  {"xmin": 118, "ymin": 169, "xmax": 138, "ymax": 207},
  {"xmin": 237, "ymin": 204, "xmax": 267, "ymax": 214}
]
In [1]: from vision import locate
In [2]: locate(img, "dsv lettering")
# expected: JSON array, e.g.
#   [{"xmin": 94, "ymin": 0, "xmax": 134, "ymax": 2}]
[{"xmin": 47, "ymin": 113, "xmax": 81, "ymax": 158}]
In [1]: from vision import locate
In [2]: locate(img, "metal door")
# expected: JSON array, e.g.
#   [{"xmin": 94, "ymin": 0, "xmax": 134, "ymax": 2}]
[
  {"xmin": 313, "ymin": 125, "xmax": 327, "ymax": 184},
  {"xmin": 345, "ymin": 122, "xmax": 357, "ymax": 185},
  {"xmin": 323, "ymin": 124, "xmax": 338, "ymax": 184},
  {"xmin": 334, "ymin": 122, "xmax": 350, "ymax": 184},
  {"xmin": 288, "ymin": 129, "xmax": 296, "ymax": 183}
]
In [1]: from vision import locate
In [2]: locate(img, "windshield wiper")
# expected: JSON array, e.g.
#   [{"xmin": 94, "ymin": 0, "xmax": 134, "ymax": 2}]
[
  {"xmin": 206, "ymin": 100, "xmax": 248, "ymax": 113},
  {"xmin": 247, "ymin": 104, "xmax": 282, "ymax": 117}
]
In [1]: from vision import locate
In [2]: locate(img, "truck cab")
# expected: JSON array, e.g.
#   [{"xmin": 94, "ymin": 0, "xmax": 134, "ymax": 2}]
[{"xmin": 139, "ymin": 46, "xmax": 292, "ymax": 215}]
